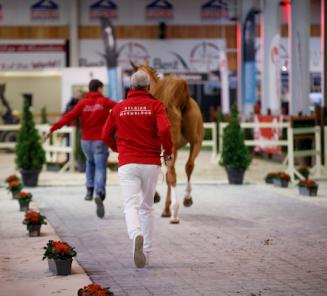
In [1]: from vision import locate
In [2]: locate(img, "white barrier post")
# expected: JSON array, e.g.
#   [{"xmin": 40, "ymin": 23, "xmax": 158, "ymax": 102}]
[
  {"xmin": 314, "ymin": 126, "xmax": 322, "ymax": 178},
  {"xmin": 287, "ymin": 126, "xmax": 295, "ymax": 182}
]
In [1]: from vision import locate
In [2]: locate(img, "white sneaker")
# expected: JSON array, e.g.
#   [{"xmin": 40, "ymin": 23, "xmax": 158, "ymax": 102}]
[{"xmin": 133, "ymin": 235, "xmax": 146, "ymax": 268}]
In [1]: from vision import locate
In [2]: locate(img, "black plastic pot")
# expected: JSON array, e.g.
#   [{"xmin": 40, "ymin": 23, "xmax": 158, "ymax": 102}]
[
  {"xmin": 225, "ymin": 167, "xmax": 245, "ymax": 185},
  {"xmin": 299, "ymin": 186, "xmax": 318, "ymax": 197},
  {"xmin": 27, "ymin": 224, "xmax": 41, "ymax": 237},
  {"xmin": 18, "ymin": 199, "xmax": 30, "ymax": 211},
  {"xmin": 273, "ymin": 178, "xmax": 289, "ymax": 188},
  {"xmin": 20, "ymin": 169, "xmax": 40, "ymax": 187},
  {"xmin": 48, "ymin": 258, "xmax": 72, "ymax": 276}
]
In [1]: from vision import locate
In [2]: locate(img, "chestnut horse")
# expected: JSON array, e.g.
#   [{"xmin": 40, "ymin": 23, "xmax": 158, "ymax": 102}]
[{"xmin": 131, "ymin": 62, "xmax": 204, "ymax": 224}]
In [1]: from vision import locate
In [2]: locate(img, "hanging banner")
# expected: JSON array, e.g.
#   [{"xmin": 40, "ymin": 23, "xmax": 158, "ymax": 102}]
[
  {"xmin": 31, "ymin": 0, "xmax": 59, "ymax": 20},
  {"xmin": 201, "ymin": 0, "xmax": 229, "ymax": 19},
  {"xmin": 0, "ymin": 3, "xmax": 3, "ymax": 20},
  {"xmin": 145, "ymin": 0, "xmax": 174, "ymax": 19},
  {"xmin": 89, "ymin": 0, "xmax": 118, "ymax": 20},
  {"xmin": 0, "ymin": 40, "xmax": 66, "ymax": 70},
  {"xmin": 269, "ymin": 34, "xmax": 281, "ymax": 113},
  {"xmin": 80, "ymin": 39, "xmax": 226, "ymax": 74},
  {"xmin": 242, "ymin": 8, "xmax": 257, "ymax": 109},
  {"xmin": 100, "ymin": 17, "xmax": 122, "ymax": 101}
]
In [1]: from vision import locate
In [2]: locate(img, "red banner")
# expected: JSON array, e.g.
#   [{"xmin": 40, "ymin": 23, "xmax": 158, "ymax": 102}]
[{"xmin": 254, "ymin": 115, "xmax": 282, "ymax": 155}]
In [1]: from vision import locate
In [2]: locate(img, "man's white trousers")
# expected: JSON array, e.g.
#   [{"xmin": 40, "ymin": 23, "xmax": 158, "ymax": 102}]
[{"xmin": 118, "ymin": 164, "xmax": 161, "ymax": 254}]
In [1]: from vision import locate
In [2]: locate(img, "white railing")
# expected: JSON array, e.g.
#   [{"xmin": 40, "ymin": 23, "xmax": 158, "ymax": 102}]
[
  {"xmin": 203, "ymin": 122, "xmax": 218, "ymax": 163},
  {"xmin": 218, "ymin": 121, "xmax": 326, "ymax": 182},
  {"xmin": 0, "ymin": 124, "xmax": 76, "ymax": 173}
]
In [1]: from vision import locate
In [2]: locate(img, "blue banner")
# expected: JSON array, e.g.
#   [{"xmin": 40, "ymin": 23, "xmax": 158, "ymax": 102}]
[
  {"xmin": 100, "ymin": 17, "xmax": 121, "ymax": 101},
  {"xmin": 108, "ymin": 67, "xmax": 122, "ymax": 102},
  {"xmin": 242, "ymin": 9, "xmax": 257, "ymax": 107}
]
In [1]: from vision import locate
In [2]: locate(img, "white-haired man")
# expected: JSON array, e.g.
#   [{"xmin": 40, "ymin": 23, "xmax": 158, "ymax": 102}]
[{"xmin": 101, "ymin": 70, "xmax": 173, "ymax": 268}]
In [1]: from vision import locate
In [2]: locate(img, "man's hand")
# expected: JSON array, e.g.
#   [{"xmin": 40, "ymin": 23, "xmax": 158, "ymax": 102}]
[
  {"xmin": 164, "ymin": 154, "xmax": 174, "ymax": 168},
  {"xmin": 43, "ymin": 131, "xmax": 52, "ymax": 142}
]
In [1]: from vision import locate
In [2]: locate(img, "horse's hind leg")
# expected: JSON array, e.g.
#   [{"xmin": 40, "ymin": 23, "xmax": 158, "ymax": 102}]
[
  {"xmin": 183, "ymin": 142, "xmax": 201, "ymax": 207},
  {"xmin": 161, "ymin": 182, "xmax": 171, "ymax": 218}
]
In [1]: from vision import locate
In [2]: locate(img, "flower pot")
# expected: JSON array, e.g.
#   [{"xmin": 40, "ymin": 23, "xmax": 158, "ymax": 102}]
[
  {"xmin": 18, "ymin": 199, "xmax": 30, "ymax": 211},
  {"xmin": 20, "ymin": 169, "xmax": 40, "ymax": 187},
  {"xmin": 273, "ymin": 178, "xmax": 289, "ymax": 188},
  {"xmin": 299, "ymin": 186, "xmax": 318, "ymax": 197},
  {"xmin": 12, "ymin": 191, "xmax": 19, "ymax": 199},
  {"xmin": 48, "ymin": 258, "xmax": 72, "ymax": 276},
  {"xmin": 226, "ymin": 167, "xmax": 245, "ymax": 185},
  {"xmin": 27, "ymin": 224, "xmax": 41, "ymax": 237},
  {"xmin": 265, "ymin": 178, "xmax": 273, "ymax": 184}
]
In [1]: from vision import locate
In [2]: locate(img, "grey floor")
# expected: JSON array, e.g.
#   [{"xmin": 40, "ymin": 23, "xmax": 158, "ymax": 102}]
[{"xmin": 29, "ymin": 183, "xmax": 327, "ymax": 296}]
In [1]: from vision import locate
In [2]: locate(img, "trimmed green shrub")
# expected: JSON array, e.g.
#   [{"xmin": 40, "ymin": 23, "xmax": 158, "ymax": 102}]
[
  {"xmin": 16, "ymin": 98, "xmax": 45, "ymax": 170},
  {"xmin": 220, "ymin": 105, "xmax": 251, "ymax": 170}
]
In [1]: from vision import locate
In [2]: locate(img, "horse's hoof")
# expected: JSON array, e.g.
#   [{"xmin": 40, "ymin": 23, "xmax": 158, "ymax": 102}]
[
  {"xmin": 154, "ymin": 192, "xmax": 160, "ymax": 203},
  {"xmin": 170, "ymin": 218, "xmax": 180, "ymax": 224},
  {"xmin": 183, "ymin": 197, "xmax": 193, "ymax": 207},
  {"xmin": 161, "ymin": 210, "xmax": 171, "ymax": 218}
]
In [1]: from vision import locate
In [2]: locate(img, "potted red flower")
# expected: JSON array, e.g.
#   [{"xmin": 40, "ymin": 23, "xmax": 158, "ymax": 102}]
[
  {"xmin": 78, "ymin": 283, "xmax": 114, "ymax": 296},
  {"xmin": 6, "ymin": 180, "xmax": 23, "ymax": 199},
  {"xmin": 273, "ymin": 172, "xmax": 290, "ymax": 188},
  {"xmin": 16, "ymin": 191, "xmax": 32, "ymax": 211},
  {"xmin": 42, "ymin": 240, "xmax": 77, "ymax": 275},
  {"xmin": 23, "ymin": 210, "xmax": 47, "ymax": 237},
  {"xmin": 264, "ymin": 172, "xmax": 278, "ymax": 184},
  {"xmin": 5, "ymin": 174, "xmax": 20, "ymax": 183},
  {"xmin": 298, "ymin": 179, "xmax": 318, "ymax": 197}
]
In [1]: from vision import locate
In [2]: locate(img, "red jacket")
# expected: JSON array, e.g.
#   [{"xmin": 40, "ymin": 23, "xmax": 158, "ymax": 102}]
[
  {"xmin": 101, "ymin": 90, "xmax": 173, "ymax": 167},
  {"xmin": 51, "ymin": 92, "xmax": 117, "ymax": 141}
]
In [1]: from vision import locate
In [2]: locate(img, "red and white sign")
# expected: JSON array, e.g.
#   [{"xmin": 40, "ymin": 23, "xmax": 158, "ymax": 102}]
[
  {"xmin": 254, "ymin": 115, "xmax": 282, "ymax": 155},
  {"xmin": 0, "ymin": 41, "xmax": 66, "ymax": 70}
]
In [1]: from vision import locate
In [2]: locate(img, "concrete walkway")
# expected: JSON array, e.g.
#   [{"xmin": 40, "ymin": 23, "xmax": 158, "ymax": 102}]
[
  {"xmin": 1, "ymin": 150, "xmax": 327, "ymax": 295},
  {"xmin": 0, "ymin": 190, "xmax": 91, "ymax": 296}
]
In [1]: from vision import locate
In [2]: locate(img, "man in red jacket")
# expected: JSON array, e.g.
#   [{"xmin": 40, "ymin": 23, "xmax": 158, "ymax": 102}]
[
  {"xmin": 44, "ymin": 79, "xmax": 117, "ymax": 218},
  {"xmin": 101, "ymin": 71, "xmax": 173, "ymax": 268}
]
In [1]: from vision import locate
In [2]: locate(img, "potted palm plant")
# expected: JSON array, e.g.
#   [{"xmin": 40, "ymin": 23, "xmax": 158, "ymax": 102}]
[
  {"xmin": 43, "ymin": 240, "xmax": 77, "ymax": 275},
  {"xmin": 16, "ymin": 96, "xmax": 46, "ymax": 187},
  {"xmin": 23, "ymin": 210, "xmax": 47, "ymax": 237},
  {"xmin": 220, "ymin": 105, "xmax": 251, "ymax": 184}
]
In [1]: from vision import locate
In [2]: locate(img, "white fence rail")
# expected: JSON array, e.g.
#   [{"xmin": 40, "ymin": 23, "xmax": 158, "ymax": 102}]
[
  {"xmin": 0, "ymin": 124, "xmax": 76, "ymax": 172},
  {"xmin": 218, "ymin": 121, "xmax": 327, "ymax": 182}
]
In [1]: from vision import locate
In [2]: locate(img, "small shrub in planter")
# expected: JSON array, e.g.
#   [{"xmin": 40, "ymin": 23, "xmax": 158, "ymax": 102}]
[
  {"xmin": 42, "ymin": 240, "xmax": 77, "ymax": 275},
  {"xmin": 220, "ymin": 105, "xmax": 251, "ymax": 184},
  {"xmin": 273, "ymin": 172, "xmax": 290, "ymax": 188},
  {"xmin": 6, "ymin": 180, "xmax": 23, "ymax": 199},
  {"xmin": 16, "ymin": 96, "xmax": 46, "ymax": 187},
  {"xmin": 298, "ymin": 179, "xmax": 318, "ymax": 197},
  {"xmin": 264, "ymin": 172, "xmax": 278, "ymax": 184},
  {"xmin": 78, "ymin": 283, "xmax": 114, "ymax": 296},
  {"xmin": 17, "ymin": 191, "xmax": 32, "ymax": 211},
  {"xmin": 23, "ymin": 210, "xmax": 47, "ymax": 237}
]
